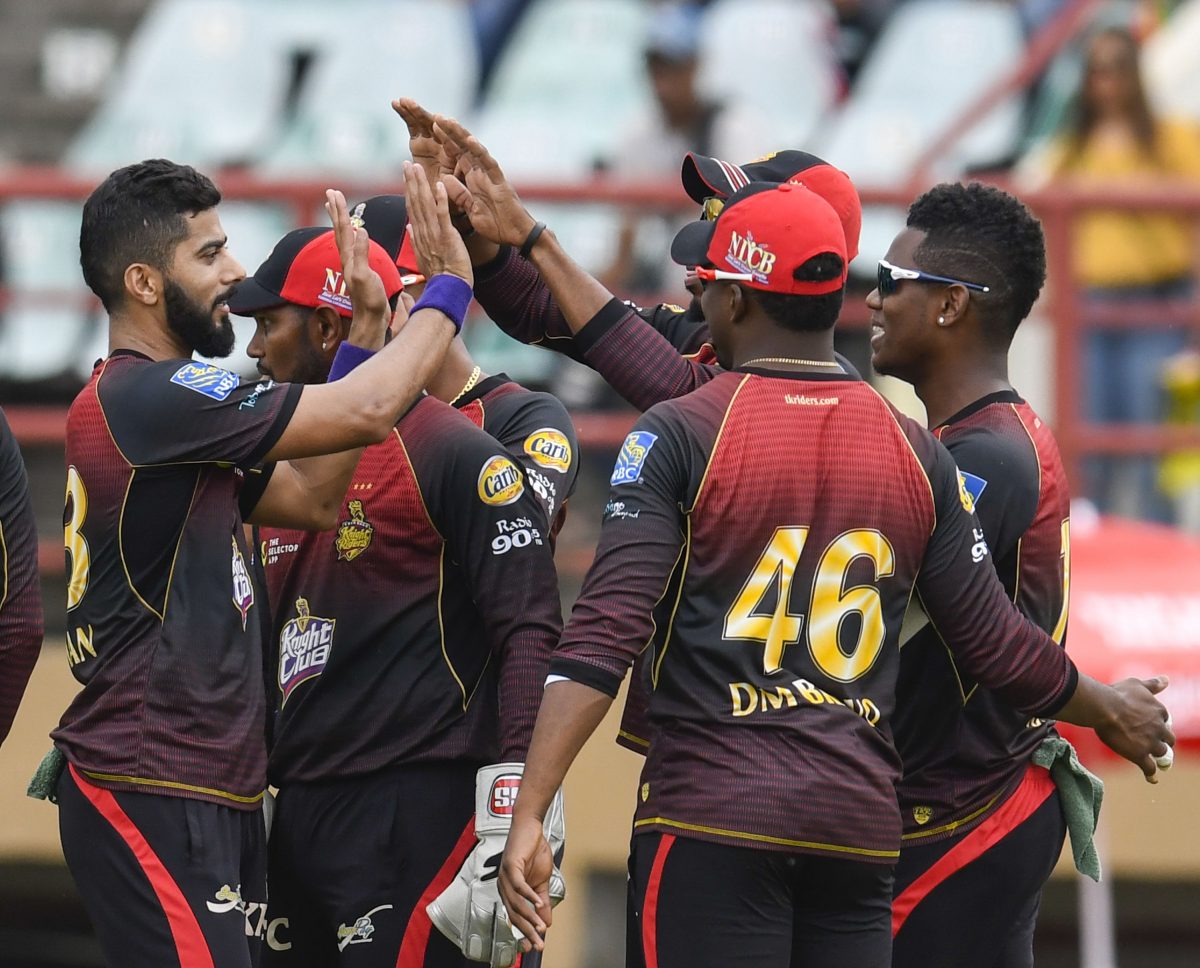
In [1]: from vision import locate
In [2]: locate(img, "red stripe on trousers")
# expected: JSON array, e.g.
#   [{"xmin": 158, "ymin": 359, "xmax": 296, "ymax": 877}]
[
  {"xmin": 395, "ymin": 817, "xmax": 479, "ymax": 968},
  {"xmin": 641, "ymin": 834, "xmax": 677, "ymax": 968},
  {"xmin": 68, "ymin": 764, "xmax": 215, "ymax": 968},
  {"xmin": 891, "ymin": 764, "xmax": 1056, "ymax": 936}
]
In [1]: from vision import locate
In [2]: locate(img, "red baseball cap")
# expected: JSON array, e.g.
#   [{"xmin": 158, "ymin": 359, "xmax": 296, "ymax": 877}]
[
  {"xmin": 348, "ymin": 195, "xmax": 421, "ymax": 279},
  {"xmin": 670, "ymin": 182, "xmax": 848, "ymax": 296},
  {"xmin": 228, "ymin": 227, "xmax": 403, "ymax": 318},
  {"xmin": 681, "ymin": 149, "xmax": 861, "ymax": 261}
]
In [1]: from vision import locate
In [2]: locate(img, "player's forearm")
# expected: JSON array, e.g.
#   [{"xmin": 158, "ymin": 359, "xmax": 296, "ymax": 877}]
[
  {"xmin": 526, "ymin": 229, "xmax": 616, "ymax": 334},
  {"xmin": 282, "ymin": 448, "xmax": 363, "ymax": 529},
  {"xmin": 579, "ymin": 302, "xmax": 718, "ymax": 411},
  {"xmin": 512, "ymin": 680, "xmax": 613, "ymax": 822},
  {"xmin": 1052, "ymin": 673, "xmax": 1124, "ymax": 729},
  {"xmin": 471, "ymin": 245, "xmax": 582, "ymax": 354}
]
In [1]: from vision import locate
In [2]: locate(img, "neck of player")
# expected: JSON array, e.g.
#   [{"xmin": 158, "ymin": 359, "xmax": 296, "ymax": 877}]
[
  {"xmin": 427, "ymin": 339, "xmax": 489, "ymax": 406},
  {"xmin": 109, "ymin": 313, "xmax": 194, "ymax": 362},
  {"xmin": 916, "ymin": 346, "xmax": 1012, "ymax": 428},
  {"xmin": 732, "ymin": 330, "xmax": 839, "ymax": 372}
]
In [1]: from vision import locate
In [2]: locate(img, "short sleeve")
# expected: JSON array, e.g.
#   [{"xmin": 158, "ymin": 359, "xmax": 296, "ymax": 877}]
[{"xmin": 102, "ymin": 362, "xmax": 302, "ymax": 468}]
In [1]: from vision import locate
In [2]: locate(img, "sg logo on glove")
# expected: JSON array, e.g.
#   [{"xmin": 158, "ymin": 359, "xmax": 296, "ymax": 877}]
[{"xmin": 489, "ymin": 775, "xmax": 521, "ymax": 817}]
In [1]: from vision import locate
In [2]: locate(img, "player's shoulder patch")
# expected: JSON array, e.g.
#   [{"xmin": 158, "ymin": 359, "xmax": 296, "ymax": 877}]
[
  {"xmin": 611, "ymin": 431, "xmax": 659, "ymax": 486},
  {"xmin": 478, "ymin": 454, "xmax": 525, "ymax": 506},
  {"xmin": 957, "ymin": 470, "xmax": 988, "ymax": 513},
  {"xmin": 658, "ymin": 303, "xmax": 686, "ymax": 314},
  {"xmin": 169, "ymin": 362, "xmax": 239, "ymax": 401},
  {"xmin": 523, "ymin": 427, "xmax": 572, "ymax": 474}
]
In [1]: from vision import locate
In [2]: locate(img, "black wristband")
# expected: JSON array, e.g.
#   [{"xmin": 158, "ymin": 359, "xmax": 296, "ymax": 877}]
[{"xmin": 519, "ymin": 221, "xmax": 547, "ymax": 259}]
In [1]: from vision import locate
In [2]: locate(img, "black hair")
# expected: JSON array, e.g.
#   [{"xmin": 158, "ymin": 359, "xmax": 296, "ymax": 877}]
[
  {"xmin": 80, "ymin": 158, "xmax": 222, "ymax": 312},
  {"xmin": 906, "ymin": 182, "xmax": 1045, "ymax": 344},
  {"xmin": 752, "ymin": 253, "xmax": 844, "ymax": 332}
]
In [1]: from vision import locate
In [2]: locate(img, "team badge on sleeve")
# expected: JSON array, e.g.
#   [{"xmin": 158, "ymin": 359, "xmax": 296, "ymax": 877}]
[
  {"xmin": 170, "ymin": 362, "xmax": 239, "ymax": 400},
  {"xmin": 957, "ymin": 470, "xmax": 988, "ymax": 514},
  {"xmin": 523, "ymin": 428, "xmax": 573, "ymax": 474},
  {"xmin": 611, "ymin": 431, "xmax": 659, "ymax": 486},
  {"xmin": 477, "ymin": 455, "xmax": 525, "ymax": 506}
]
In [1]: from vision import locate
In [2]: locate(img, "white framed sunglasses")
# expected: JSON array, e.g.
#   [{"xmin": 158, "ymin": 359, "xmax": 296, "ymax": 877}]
[{"xmin": 877, "ymin": 259, "xmax": 990, "ymax": 296}]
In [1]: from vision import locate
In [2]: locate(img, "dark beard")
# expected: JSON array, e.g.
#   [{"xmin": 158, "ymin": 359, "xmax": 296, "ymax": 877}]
[{"xmin": 163, "ymin": 277, "xmax": 236, "ymax": 358}]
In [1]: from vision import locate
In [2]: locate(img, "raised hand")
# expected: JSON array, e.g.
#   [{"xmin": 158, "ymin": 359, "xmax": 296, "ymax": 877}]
[
  {"xmin": 324, "ymin": 188, "xmax": 390, "ymax": 350},
  {"xmin": 402, "ymin": 161, "xmax": 473, "ymax": 286},
  {"xmin": 393, "ymin": 98, "xmax": 457, "ymax": 192},
  {"xmin": 434, "ymin": 115, "xmax": 537, "ymax": 249}
]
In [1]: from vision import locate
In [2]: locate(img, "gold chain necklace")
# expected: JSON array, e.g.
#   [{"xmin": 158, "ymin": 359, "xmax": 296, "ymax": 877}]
[
  {"xmin": 740, "ymin": 356, "xmax": 842, "ymax": 369},
  {"xmin": 448, "ymin": 365, "xmax": 482, "ymax": 406}
]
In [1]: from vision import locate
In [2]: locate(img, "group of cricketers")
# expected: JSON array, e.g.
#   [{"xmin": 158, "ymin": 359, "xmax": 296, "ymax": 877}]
[{"xmin": 6, "ymin": 94, "xmax": 1179, "ymax": 968}]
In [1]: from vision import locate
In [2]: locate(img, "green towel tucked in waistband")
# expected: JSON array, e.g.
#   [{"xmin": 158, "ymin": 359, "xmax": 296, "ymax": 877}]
[
  {"xmin": 26, "ymin": 747, "xmax": 67, "ymax": 804},
  {"xmin": 1032, "ymin": 734, "xmax": 1104, "ymax": 882}
]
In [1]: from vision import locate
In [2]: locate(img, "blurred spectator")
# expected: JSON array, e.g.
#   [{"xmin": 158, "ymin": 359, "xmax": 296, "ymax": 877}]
[
  {"xmin": 471, "ymin": 0, "xmax": 536, "ymax": 101},
  {"xmin": 1027, "ymin": 25, "xmax": 1200, "ymax": 522},
  {"xmin": 831, "ymin": 0, "xmax": 893, "ymax": 84},
  {"xmin": 600, "ymin": 2, "xmax": 767, "ymax": 293}
]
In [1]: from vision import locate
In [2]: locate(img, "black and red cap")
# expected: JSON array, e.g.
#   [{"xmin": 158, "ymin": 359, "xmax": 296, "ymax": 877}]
[
  {"xmin": 681, "ymin": 149, "xmax": 862, "ymax": 260},
  {"xmin": 348, "ymin": 195, "xmax": 421, "ymax": 279},
  {"xmin": 670, "ymin": 181, "xmax": 848, "ymax": 296},
  {"xmin": 228, "ymin": 226, "xmax": 403, "ymax": 318}
]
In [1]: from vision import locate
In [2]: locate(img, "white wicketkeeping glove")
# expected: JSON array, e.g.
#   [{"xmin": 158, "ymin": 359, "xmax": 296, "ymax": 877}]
[{"xmin": 427, "ymin": 763, "xmax": 566, "ymax": 967}]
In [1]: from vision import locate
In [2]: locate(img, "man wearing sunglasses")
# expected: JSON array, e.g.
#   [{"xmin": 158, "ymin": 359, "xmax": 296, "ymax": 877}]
[
  {"xmin": 867, "ymin": 182, "xmax": 1080, "ymax": 968},
  {"xmin": 494, "ymin": 180, "xmax": 1171, "ymax": 968}
]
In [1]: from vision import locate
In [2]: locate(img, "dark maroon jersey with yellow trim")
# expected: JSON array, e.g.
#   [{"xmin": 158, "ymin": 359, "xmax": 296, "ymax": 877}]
[
  {"xmin": 893, "ymin": 391, "xmax": 1070, "ymax": 843},
  {"xmin": 551, "ymin": 369, "xmax": 1076, "ymax": 861},
  {"xmin": 52, "ymin": 351, "xmax": 301, "ymax": 808},
  {"xmin": 261, "ymin": 397, "xmax": 561, "ymax": 786},
  {"xmin": 0, "ymin": 407, "xmax": 44, "ymax": 746},
  {"xmin": 455, "ymin": 373, "xmax": 579, "ymax": 539}
]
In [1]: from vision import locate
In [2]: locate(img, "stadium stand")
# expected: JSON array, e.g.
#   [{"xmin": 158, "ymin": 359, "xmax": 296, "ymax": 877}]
[
  {"xmin": 695, "ymin": 0, "xmax": 841, "ymax": 148},
  {"xmin": 815, "ymin": 0, "xmax": 1027, "ymax": 269},
  {"xmin": 260, "ymin": 0, "xmax": 478, "ymax": 176}
]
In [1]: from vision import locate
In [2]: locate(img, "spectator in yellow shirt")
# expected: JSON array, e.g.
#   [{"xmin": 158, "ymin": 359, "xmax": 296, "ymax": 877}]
[{"xmin": 1040, "ymin": 26, "xmax": 1200, "ymax": 521}]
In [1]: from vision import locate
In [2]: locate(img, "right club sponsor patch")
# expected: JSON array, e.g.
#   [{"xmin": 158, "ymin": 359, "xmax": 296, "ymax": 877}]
[
  {"xmin": 611, "ymin": 431, "xmax": 659, "ymax": 486},
  {"xmin": 489, "ymin": 775, "xmax": 522, "ymax": 816}
]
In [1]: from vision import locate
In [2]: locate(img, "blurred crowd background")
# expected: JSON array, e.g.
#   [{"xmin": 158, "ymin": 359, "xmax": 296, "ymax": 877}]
[{"xmin": 2, "ymin": 1, "xmax": 1200, "ymax": 966}]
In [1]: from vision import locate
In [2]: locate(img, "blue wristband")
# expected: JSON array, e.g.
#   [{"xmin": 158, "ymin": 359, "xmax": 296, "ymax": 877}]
[
  {"xmin": 327, "ymin": 341, "xmax": 375, "ymax": 382},
  {"xmin": 410, "ymin": 274, "xmax": 472, "ymax": 333}
]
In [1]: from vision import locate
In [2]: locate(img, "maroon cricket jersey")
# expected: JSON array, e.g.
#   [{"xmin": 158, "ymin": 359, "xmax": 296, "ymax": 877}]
[
  {"xmin": 0, "ymin": 407, "xmax": 44, "ymax": 746},
  {"xmin": 893, "ymin": 391, "xmax": 1070, "ymax": 843},
  {"xmin": 455, "ymin": 373, "xmax": 579, "ymax": 538},
  {"xmin": 52, "ymin": 351, "xmax": 301, "ymax": 808},
  {"xmin": 551, "ymin": 369, "xmax": 1076, "ymax": 861},
  {"xmin": 261, "ymin": 396, "xmax": 561, "ymax": 786}
]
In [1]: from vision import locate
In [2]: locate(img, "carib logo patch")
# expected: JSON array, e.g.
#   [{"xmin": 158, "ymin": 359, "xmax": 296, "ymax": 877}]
[
  {"xmin": 478, "ymin": 455, "xmax": 525, "ymax": 506},
  {"xmin": 523, "ymin": 428, "xmax": 572, "ymax": 474}
]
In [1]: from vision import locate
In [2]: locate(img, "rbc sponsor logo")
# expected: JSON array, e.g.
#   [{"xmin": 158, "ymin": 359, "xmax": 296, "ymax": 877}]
[
  {"xmin": 611, "ymin": 431, "xmax": 658, "ymax": 486},
  {"xmin": 478, "ymin": 455, "xmax": 525, "ymax": 506},
  {"xmin": 523, "ymin": 428, "xmax": 572, "ymax": 473},
  {"xmin": 278, "ymin": 598, "xmax": 335, "ymax": 704},
  {"xmin": 489, "ymin": 775, "xmax": 522, "ymax": 817},
  {"xmin": 170, "ymin": 362, "xmax": 239, "ymax": 400}
]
